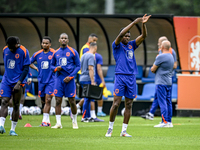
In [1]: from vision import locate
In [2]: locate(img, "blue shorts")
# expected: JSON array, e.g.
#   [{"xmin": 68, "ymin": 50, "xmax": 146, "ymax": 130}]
[
  {"xmin": 38, "ymin": 80, "xmax": 54, "ymax": 97},
  {"xmin": 0, "ymin": 82, "xmax": 24, "ymax": 98},
  {"xmin": 54, "ymin": 77, "xmax": 76, "ymax": 98},
  {"xmin": 114, "ymin": 74, "xmax": 137, "ymax": 99}
]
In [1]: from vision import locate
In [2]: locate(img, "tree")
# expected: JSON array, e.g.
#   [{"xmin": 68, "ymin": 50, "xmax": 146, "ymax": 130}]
[{"xmin": 0, "ymin": 0, "xmax": 200, "ymax": 16}]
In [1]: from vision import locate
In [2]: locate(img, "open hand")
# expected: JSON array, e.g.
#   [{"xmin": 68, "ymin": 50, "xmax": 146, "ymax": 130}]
[{"xmin": 142, "ymin": 14, "xmax": 151, "ymax": 23}]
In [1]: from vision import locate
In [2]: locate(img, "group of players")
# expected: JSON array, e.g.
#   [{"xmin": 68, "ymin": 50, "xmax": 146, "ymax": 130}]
[
  {"xmin": 0, "ymin": 14, "xmax": 176, "ymax": 137},
  {"xmin": 0, "ymin": 31, "xmax": 106, "ymax": 135}
]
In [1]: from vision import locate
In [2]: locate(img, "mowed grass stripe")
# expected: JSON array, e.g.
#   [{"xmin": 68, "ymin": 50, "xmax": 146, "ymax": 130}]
[{"xmin": 1, "ymin": 116, "xmax": 200, "ymax": 150}]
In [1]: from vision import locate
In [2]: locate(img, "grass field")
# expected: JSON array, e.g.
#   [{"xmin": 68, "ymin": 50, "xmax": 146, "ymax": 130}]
[{"xmin": 1, "ymin": 115, "xmax": 200, "ymax": 150}]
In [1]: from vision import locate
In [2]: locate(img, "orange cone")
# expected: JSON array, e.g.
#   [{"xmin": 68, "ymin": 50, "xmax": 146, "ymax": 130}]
[{"xmin": 24, "ymin": 123, "xmax": 32, "ymax": 127}]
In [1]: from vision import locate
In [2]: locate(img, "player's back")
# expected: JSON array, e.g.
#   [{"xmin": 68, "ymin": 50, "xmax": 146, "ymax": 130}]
[
  {"xmin": 80, "ymin": 52, "xmax": 95, "ymax": 82},
  {"xmin": 155, "ymin": 53, "xmax": 174, "ymax": 85},
  {"xmin": 159, "ymin": 47, "xmax": 177, "ymax": 62}
]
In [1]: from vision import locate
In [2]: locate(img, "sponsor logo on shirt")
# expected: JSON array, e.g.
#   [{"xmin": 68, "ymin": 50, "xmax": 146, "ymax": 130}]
[
  {"xmin": 59, "ymin": 57, "xmax": 67, "ymax": 66},
  {"xmin": 7, "ymin": 59, "xmax": 15, "ymax": 69},
  {"xmin": 41, "ymin": 61, "xmax": 49, "ymax": 69},
  {"xmin": 39, "ymin": 57, "xmax": 42, "ymax": 59},
  {"xmin": 126, "ymin": 50, "xmax": 133, "ymax": 59},
  {"xmin": 54, "ymin": 89, "xmax": 58, "ymax": 94},
  {"xmin": 66, "ymin": 52, "xmax": 70, "ymax": 57},
  {"xmin": 48, "ymin": 55, "xmax": 52, "ymax": 60},
  {"xmin": 15, "ymin": 53, "xmax": 19, "ymax": 59},
  {"xmin": 128, "ymin": 45, "xmax": 132, "ymax": 49}
]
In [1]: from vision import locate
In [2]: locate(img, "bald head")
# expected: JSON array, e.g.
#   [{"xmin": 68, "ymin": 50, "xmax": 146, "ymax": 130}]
[
  {"xmin": 161, "ymin": 40, "xmax": 171, "ymax": 51},
  {"xmin": 158, "ymin": 36, "xmax": 168, "ymax": 49},
  {"xmin": 59, "ymin": 33, "xmax": 69, "ymax": 47},
  {"xmin": 89, "ymin": 42, "xmax": 97, "ymax": 54}
]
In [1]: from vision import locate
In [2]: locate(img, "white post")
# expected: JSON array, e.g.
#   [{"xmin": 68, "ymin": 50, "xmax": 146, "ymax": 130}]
[{"xmin": 105, "ymin": 0, "xmax": 114, "ymax": 14}]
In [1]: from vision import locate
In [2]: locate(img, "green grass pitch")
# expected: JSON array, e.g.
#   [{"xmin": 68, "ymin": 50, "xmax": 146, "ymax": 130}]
[{"xmin": 1, "ymin": 115, "xmax": 200, "ymax": 150}]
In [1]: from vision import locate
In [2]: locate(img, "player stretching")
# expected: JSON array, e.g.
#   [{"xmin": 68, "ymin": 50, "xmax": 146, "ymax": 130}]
[
  {"xmin": 30, "ymin": 36, "xmax": 55, "ymax": 127},
  {"xmin": 0, "ymin": 36, "xmax": 30, "ymax": 136},
  {"xmin": 51, "ymin": 33, "xmax": 80, "ymax": 129},
  {"xmin": 105, "ymin": 14, "xmax": 151, "ymax": 137}
]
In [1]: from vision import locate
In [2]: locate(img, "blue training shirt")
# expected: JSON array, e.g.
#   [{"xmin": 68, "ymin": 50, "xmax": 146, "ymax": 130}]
[
  {"xmin": 30, "ymin": 48, "xmax": 55, "ymax": 84},
  {"xmin": 154, "ymin": 53, "xmax": 174, "ymax": 85},
  {"xmin": 2, "ymin": 45, "xmax": 30, "ymax": 84},
  {"xmin": 95, "ymin": 53, "xmax": 103, "ymax": 83},
  {"xmin": 51, "ymin": 45, "xmax": 80, "ymax": 79},
  {"xmin": 112, "ymin": 40, "xmax": 138, "ymax": 75}
]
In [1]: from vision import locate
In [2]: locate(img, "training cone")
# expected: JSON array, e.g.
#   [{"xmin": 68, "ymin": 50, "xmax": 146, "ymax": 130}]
[{"xmin": 24, "ymin": 123, "xmax": 32, "ymax": 127}]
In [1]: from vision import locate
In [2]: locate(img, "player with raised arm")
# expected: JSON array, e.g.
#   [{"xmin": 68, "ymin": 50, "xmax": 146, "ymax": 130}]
[{"xmin": 105, "ymin": 14, "xmax": 151, "ymax": 137}]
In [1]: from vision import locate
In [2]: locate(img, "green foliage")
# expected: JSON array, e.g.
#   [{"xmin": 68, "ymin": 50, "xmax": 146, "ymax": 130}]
[
  {"xmin": 0, "ymin": 0, "xmax": 200, "ymax": 16},
  {"xmin": 69, "ymin": 0, "xmax": 105, "ymax": 14}
]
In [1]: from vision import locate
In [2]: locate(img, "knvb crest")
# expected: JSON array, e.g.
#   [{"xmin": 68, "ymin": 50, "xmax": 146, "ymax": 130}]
[{"xmin": 189, "ymin": 36, "xmax": 200, "ymax": 74}]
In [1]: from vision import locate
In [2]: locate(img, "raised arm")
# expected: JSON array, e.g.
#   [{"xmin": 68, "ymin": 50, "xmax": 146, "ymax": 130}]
[
  {"xmin": 115, "ymin": 17, "xmax": 143, "ymax": 45},
  {"xmin": 135, "ymin": 14, "xmax": 151, "ymax": 46}
]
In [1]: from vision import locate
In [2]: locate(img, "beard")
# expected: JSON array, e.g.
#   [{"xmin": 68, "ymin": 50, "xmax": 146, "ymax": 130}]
[
  {"xmin": 43, "ymin": 47, "xmax": 48, "ymax": 51},
  {"xmin": 62, "ymin": 43, "xmax": 66, "ymax": 47}
]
